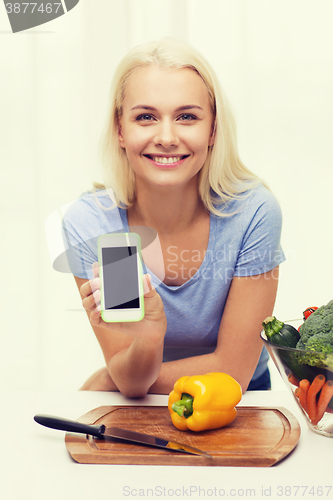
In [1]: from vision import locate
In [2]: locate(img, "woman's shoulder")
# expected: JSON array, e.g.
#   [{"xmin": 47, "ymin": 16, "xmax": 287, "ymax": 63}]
[
  {"xmin": 243, "ymin": 182, "xmax": 282, "ymax": 213},
  {"xmin": 213, "ymin": 182, "xmax": 282, "ymax": 218},
  {"xmin": 62, "ymin": 188, "xmax": 125, "ymax": 236},
  {"xmin": 64, "ymin": 189, "xmax": 113, "ymax": 215},
  {"xmin": 237, "ymin": 182, "xmax": 283, "ymax": 234}
]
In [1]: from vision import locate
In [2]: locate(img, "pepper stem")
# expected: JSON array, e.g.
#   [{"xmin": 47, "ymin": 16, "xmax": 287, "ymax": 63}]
[{"xmin": 171, "ymin": 393, "xmax": 194, "ymax": 418}]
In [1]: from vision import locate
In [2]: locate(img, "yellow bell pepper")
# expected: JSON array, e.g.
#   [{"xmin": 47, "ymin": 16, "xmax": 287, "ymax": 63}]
[{"xmin": 168, "ymin": 372, "xmax": 242, "ymax": 432}]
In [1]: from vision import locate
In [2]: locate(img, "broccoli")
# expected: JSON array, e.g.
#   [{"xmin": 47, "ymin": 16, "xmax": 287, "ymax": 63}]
[
  {"xmin": 306, "ymin": 332, "xmax": 333, "ymax": 353},
  {"xmin": 296, "ymin": 299, "xmax": 333, "ymax": 367}
]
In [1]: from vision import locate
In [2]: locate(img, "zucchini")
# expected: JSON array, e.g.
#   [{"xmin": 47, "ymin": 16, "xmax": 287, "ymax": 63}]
[{"xmin": 262, "ymin": 316, "xmax": 300, "ymax": 348}]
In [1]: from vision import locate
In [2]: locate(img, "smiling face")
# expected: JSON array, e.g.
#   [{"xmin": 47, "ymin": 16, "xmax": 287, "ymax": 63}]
[{"xmin": 117, "ymin": 65, "xmax": 215, "ymax": 191}]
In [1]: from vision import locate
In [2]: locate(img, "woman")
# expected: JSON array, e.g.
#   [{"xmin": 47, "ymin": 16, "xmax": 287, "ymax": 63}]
[{"xmin": 63, "ymin": 38, "xmax": 285, "ymax": 397}]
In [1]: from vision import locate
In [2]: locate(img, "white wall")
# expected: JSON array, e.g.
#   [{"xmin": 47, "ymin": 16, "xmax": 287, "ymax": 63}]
[{"xmin": 1, "ymin": 0, "xmax": 332, "ymax": 391}]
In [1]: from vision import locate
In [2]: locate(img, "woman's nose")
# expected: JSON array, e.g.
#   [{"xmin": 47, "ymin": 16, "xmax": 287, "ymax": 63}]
[{"xmin": 153, "ymin": 120, "xmax": 179, "ymax": 148}]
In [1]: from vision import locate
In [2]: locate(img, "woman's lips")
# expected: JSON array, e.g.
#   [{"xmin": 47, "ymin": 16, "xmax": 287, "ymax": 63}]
[{"xmin": 143, "ymin": 154, "xmax": 190, "ymax": 168}]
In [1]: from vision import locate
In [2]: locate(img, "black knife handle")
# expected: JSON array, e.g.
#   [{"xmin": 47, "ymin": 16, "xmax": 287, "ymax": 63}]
[{"xmin": 34, "ymin": 414, "xmax": 106, "ymax": 438}]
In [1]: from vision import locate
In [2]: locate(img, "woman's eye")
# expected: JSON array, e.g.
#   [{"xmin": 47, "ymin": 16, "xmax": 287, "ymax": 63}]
[
  {"xmin": 136, "ymin": 114, "xmax": 154, "ymax": 122},
  {"xmin": 179, "ymin": 114, "xmax": 197, "ymax": 121}
]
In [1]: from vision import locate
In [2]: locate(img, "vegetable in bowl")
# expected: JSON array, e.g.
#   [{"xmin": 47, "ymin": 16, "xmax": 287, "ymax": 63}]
[
  {"xmin": 262, "ymin": 316, "xmax": 300, "ymax": 348},
  {"xmin": 296, "ymin": 299, "xmax": 333, "ymax": 366},
  {"xmin": 261, "ymin": 317, "xmax": 323, "ymax": 384},
  {"xmin": 261, "ymin": 300, "xmax": 333, "ymax": 420}
]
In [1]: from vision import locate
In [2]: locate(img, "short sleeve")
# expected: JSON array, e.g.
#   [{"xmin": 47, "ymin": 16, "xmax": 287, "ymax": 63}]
[
  {"xmin": 62, "ymin": 199, "xmax": 102, "ymax": 280},
  {"xmin": 61, "ymin": 190, "xmax": 124, "ymax": 280},
  {"xmin": 234, "ymin": 187, "xmax": 286, "ymax": 276}
]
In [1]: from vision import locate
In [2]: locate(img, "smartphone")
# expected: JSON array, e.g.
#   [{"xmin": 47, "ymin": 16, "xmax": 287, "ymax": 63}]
[{"xmin": 98, "ymin": 232, "xmax": 145, "ymax": 322}]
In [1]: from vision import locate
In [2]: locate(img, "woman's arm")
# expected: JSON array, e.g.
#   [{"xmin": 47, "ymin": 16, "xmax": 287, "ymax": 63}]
[
  {"xmin": 75, "ymin": 271, "xmax": 167, "ymax": 398},
  {"xmin": 77, "ymin": 266, "xmax": 279, "ymax": 396},
  {"xmin": 148, "ymin": 266, "xmax": 280, "ymax": 394}
]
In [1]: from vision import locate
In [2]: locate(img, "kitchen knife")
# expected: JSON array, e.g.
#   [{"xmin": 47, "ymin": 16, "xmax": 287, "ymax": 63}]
[{"xmin": 34, "ymin": 414, "xmax": 212, "ymax": 458}]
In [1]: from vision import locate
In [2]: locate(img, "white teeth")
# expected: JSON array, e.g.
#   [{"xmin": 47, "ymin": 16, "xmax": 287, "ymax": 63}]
[{"xmin": 152, "ymin": 156, "xmax": 182, "ymax": 164}]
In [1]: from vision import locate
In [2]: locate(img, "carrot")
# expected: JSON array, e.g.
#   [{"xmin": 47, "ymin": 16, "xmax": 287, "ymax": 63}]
[
  {"xmin": 307, "ymin": 374, "xmax": 326, "ymax": 422},
  {"xmin": 311, "ymin": 380, "xmax": 333, "ymax": 425},
  {"xmin": 299, "ymin": 379, "xmax": 310, "ymax": 392},
  {"xmin": 295, "ymin": 387, "xmax": 306, "ymax": 412},
  {"xmin": 297, "ymin": 379, "xmax": 310, "ymax": 413},
  {"xmin": 288, "ymin": 373, "xmax": 299, "ymax": 386}
]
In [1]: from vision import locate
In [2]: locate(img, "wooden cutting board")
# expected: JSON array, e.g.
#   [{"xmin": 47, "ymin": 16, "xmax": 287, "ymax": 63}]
[{"xmin": 65, "ymin": 406, "xmax": 300, "ymax": 467}]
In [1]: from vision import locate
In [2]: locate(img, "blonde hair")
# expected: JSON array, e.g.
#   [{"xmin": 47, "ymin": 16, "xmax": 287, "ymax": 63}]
[{"xmin": 98, "ymin": 38, "xmax": 265, "ymax": 216}]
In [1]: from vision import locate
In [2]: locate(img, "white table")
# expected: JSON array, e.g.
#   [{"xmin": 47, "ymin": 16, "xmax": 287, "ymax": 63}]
[{"xmin": 1, "ymin": 390, "xmax": 332, "ymax": 500}]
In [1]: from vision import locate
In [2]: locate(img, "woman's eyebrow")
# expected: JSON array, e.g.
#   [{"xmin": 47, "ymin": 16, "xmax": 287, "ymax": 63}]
[
  {"xmin": 130, "ymin": 105, "xmax": 203, "ymax": 111},
  {"xmin": 130, "ymin": 105, "xmax": 156, "ymax": 111},
  {"xmin": 176, "ymin": 105, "xmax": 204, "ymax": 111}
]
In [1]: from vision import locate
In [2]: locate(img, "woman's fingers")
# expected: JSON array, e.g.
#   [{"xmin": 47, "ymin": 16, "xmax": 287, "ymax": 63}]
[
  {"xmin": 143, "ymin": 274, "xmax": 156, "ymax": 297},
  {"xmin": 92, "ymin": 262, "xmax": 100, "ymax": 279},
  {"xmin": 82, "ymin": 291, "xmax": 100, "ymax": 313},
  {"xmin": 143, "ymin": 273, "xmax": 151, "ymax": 294},
  {"xmin": 90, "ymin": 303, "xmax": 103, "ymax": 326},
  {"xmin": 80, "ymin": 271, "xmax": 164, "ymax": 332},
  {"xmin": 80, "ymin": 276, "xmax": 101, "ymax": 312},
  {"xmin": 82, "ymin": 279, "xmax": 102, "ymax": 326},
  {"xmin": 142, "ymin": 274, "xmax": 166, "ymax": 323},
  {"xmin": 80, "ymin": 276, "xmax": 100, "ymax": 297}
]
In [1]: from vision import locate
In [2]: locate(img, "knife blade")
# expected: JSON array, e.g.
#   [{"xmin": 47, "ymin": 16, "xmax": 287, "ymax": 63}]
[{"xmin": 34, "ymin": 414, "xmax": 212, "ymax": 458}]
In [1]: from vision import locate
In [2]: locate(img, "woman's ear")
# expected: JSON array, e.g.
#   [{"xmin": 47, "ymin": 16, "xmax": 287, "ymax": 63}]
[{"xmin": 117, "ymin": 117, "xmax": 126, "ymax": 149}]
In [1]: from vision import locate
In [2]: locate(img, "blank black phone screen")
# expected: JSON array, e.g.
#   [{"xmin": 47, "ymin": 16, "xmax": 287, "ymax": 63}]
[{"xmin": 102, "ymin": 246, "xmax": 140, "ymax": 309}]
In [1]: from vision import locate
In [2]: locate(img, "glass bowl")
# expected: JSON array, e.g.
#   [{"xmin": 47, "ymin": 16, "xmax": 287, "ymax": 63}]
[{"xmin": 261, "ymin": 319, "xmax": 333, "ymax": 437}]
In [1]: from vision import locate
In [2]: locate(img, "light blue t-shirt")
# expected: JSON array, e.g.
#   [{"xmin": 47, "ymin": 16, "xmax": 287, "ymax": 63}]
[{"xmin": 62, "ymin": 184, "xmax": 285, "ymax": 381}]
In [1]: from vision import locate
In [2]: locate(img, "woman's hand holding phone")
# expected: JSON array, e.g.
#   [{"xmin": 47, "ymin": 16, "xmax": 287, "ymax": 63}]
[{"xmin": 80, "ymin": 263, "xmax": 167, "ymax": 343}]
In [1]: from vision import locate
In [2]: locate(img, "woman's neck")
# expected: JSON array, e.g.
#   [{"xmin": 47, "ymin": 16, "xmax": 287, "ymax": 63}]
[{"xmin": 127, "ymin": 183, "xmax": 208, "ymax": 235}]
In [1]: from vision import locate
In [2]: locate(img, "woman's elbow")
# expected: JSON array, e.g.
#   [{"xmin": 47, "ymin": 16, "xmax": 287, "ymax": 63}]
[{"xmin": 119, "ymin": 385, "xmax": 149, "ymax": 399}]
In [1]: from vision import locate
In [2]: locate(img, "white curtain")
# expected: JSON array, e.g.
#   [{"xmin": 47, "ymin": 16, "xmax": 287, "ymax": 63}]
[{"xmin": 1, "ymin": 0, "xmax": 332, "ymax": 390}]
